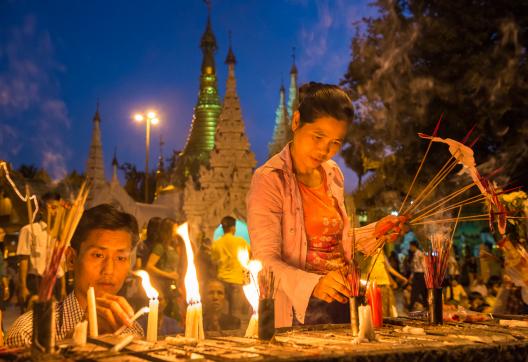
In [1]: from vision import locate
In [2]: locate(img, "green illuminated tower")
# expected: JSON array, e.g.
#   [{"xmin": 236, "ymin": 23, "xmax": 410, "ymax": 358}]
[
  {"xmin": 174, "ymin": 12, "xmax": 222, "ymax": 185},
  {"xmin": 268, "ymin": 82, "xmax": 291, "ymax": 158}
]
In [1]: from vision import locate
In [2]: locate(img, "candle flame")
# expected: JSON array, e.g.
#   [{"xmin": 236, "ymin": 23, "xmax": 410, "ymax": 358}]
[
  {"xmin": 135, "ymin": 270, "xmax": 159, "ymax": 299},
  {"xmin": 176, "ymin": 223, "xmax": 201, "ymax": 304},
  {"xmin": 237, "ymin": 249, "xmax": 262, "ymax": 313}
]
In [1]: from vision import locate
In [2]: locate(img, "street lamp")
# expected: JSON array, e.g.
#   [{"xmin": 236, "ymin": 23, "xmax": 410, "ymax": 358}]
[{"xmin": 134, "ymin": 111, "xmax": 159, "ymax": 202}]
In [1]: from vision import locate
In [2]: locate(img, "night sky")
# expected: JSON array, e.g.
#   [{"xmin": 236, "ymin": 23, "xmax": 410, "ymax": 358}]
[{"xmin": 0, "ymin": 0, "xmax": 377, "ymax": 192}]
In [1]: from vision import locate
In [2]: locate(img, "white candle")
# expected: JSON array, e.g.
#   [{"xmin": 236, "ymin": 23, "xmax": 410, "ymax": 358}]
[
  {"xmin": 358, "ymin": 305, "xmax": 375, "ymax": 341},
  {"xmin": 146, "ymin": 298, "xmax": 159, "ymax": 342},
  {"xmin": 87, "ymin": 286, "xmax": 98, "ymax": 337},
  {"xmin": 245, "ymin": 313, "xmax": 258, "ymax": 338},
  {"xmin": 185, "ymin": 303, "xmax": 204, "ymax": 340},
  {"xmin": 73, "ymin": 320, "xmax": 88, "ymax": 346}
]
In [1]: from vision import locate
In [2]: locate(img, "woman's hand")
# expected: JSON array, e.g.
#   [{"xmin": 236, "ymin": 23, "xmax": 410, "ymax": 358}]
[
  {"xmin": 374, "ymin": 215, "xmax": 408, "ymax": 242},
  {"xmin": 312, "ymin": 270, "xmax": 350, "ymax": 303}
]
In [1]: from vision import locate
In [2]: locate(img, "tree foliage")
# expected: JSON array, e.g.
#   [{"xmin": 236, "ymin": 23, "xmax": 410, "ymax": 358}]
[{"xmin": 341, "ymin": 0, "xmax": 528, "ymax": 211}]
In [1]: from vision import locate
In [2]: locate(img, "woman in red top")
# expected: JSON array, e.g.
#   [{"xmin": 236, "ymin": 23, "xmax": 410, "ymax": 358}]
[{"xmin": 248, "ymin": 82, "xmax": 405, "ymax": 325}]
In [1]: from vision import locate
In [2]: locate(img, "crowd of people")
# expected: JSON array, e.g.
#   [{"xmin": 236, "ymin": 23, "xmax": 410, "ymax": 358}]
[{"xmin": 0, "ymin": 198, "xmax": 253, "ymax": 346}]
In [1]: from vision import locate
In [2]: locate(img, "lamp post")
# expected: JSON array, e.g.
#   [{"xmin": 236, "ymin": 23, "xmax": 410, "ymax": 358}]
[{"xmin": 134, "ymin": 111, "xmax": 159, "ymax": 203}]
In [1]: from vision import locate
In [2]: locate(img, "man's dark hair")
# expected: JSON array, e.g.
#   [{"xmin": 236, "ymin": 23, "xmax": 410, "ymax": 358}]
[
  {"xmin": 42, "ymin": 192, "xmax": 61, "ymax": 203},
  {"xmin": 410, "ymin": 240, "xmax": 420, "ymax": 248},
  {"xmin": 221, "ymin": 216, "xmax": 236, "ymax": 233},
  {"xmin": 487, "ymin": 275, "xmax": 502, "ymax": 288},
  {"xmin": 297, "ymin": 82, "xmax": 354, "ymax": 126},
  {"xmin": 70, "ymin": 204, "xmax": 139, "ymax": 252}
]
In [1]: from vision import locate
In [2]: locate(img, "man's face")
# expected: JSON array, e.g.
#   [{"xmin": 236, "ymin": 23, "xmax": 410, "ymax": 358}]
[
  {"xmin": 205, "ymin": 281, "xmax": 225, "ymax": 313},
  {"xmin": 70, "ymin": 229, "xmax": 132, "ymax": 297},
  {"xmin": 46, "ymin": 199, "xmax": 60, "ymax": 218}
]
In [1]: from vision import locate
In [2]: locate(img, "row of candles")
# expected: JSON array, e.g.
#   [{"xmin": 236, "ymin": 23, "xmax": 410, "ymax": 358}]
[{"xmin": 79, "ymin": 224, "xmax": 407, "ymax": 344}]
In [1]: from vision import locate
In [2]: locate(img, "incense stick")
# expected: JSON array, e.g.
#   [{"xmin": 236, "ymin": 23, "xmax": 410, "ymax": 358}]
[
  {"xmin": 405, "ymin": 156, "xmax": 460, "ymax": 215},
  {"xmin": 399, "ymin": 114, "xmax": 443, "ymax": 214},
  {"xmin": 410, "ymin": 183, "xmax": 475, "ymax": 219},
  {"xmin": 411, "ymin": 194, "xmax": 487, "ymax": 223}
]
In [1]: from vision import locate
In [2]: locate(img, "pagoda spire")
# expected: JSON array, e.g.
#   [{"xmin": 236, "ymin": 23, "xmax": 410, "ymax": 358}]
[
  {"xmin": 86, "ymin": 101, "xmax": 105, "ymax": 183},
  {"xmin": 111, "ymin": 148, "xmax": 119, "ymax": 183},
  {"xmin": 287, "ymin": 46, "xmax": 299, "ymax": 118},
  {"xmin": 175, "ymin": 6, "xmax": 222, "ymax": 185},
  {"xmin": 268, "ymin": 80, "xmax": 291, "ymax": 158},
  {"xmin": 184, "ymin": 36, "xmax": 256, "ymax": 235}
]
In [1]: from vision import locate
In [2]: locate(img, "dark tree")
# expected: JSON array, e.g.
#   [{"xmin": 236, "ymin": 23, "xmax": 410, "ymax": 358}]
[{"xmin": 342, "ymin": 0, "xmax": 528, "ymax": 211}]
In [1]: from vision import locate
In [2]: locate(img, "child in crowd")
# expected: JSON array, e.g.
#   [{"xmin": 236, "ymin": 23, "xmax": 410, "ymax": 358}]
[{"xmin": 445, "ymin": 276, "xmax": 468, "ymax": 307}]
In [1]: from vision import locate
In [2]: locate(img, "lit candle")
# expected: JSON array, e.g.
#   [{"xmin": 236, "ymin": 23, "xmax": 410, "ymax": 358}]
[
  {"xmin": 237, "ymin": 249, "xmax": 262, "ymax": 339},
  {"xmin": 87, "ymin": 286, "xmax": 98, "ymax": 337},
  {"xmin": 177, "ymin": 223, "xmax": 205, "ymax": 340},
  {"xmin": 135, "ymin": 270, "xmax": 159, "ymax": 343},
  {"xmin": 147, "ymin": 297, "xmax": 159, "ymax": 342}
]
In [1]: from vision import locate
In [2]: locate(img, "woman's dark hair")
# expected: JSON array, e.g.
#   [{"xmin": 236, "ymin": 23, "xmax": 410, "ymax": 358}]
[
  {"xmin": 145, "ymin": 217, "xmax": 162, "ymax": 247},
  {"xmin": 159, "ymin": 218, "xmax": 176, "ymax": 246},
  {"xmin": 297, "ymin": 82, "xmax": 354, "ymax": 126},
  {"xmin": 70, "ymin": 204, "xmax": 139, "ymax": 252}
]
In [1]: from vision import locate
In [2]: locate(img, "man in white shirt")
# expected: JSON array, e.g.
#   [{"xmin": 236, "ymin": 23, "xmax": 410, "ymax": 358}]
[
  {"xmin": 17, "ymin": 193, "xmax": 66, "ymax": 308},
  {"xmin": 408, "ymin": 241, "xmax": 428, "ymax": 311}
]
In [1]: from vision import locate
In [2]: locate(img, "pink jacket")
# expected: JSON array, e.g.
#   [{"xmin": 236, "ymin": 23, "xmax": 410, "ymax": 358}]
[{"xmin": 247, "ymin": 144, "xmax": 374, "ymax": 327}]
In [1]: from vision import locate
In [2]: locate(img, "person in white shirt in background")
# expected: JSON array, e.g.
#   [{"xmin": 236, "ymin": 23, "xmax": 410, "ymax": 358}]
[
  {"xmin": 17, "ymin": 192, "xmax": 66, "ymax": 311},
  {"xmin": 408, "ymin": 241, "xmax": 428, "ymax": 311}
]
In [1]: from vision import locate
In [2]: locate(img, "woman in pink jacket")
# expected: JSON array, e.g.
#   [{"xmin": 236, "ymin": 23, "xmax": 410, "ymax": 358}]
[{"xmin": 247, "ymin": 82, "xmax": 403, "ymax": 327}]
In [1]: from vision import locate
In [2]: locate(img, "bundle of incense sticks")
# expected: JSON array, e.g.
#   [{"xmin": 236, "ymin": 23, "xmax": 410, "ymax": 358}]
[
  {"xmin": 258, "ymin": 267, "xmax": 279, "ymax": 299},
  {"xmin": 423, "ymin": 233, "xmax": 451, "ymax": 289},
  {"xmin": 38, "ymin": 182, "xmax": 90, "ymax": 301},
  {"xmin": 347, "ymin": 262, "xmax": 361, "ymax": 297}
]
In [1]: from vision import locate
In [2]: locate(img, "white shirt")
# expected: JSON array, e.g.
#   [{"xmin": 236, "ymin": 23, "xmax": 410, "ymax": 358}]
[
  {"xmin": 411, "ymin": 249, "xmax": 425, "ymax": 273},
  {"xmin": 17, "ymin": 222, "xmax": 64, "ymax": 277}
]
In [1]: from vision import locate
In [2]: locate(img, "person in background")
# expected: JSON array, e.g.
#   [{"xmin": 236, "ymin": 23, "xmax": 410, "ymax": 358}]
[
  {"xmin": 460, "ymin": 244, "xmax": 478, "ymax": 287},
  {"xmin": 468, "ymin": 291, "xmax": 490, "ymax": 313},
  {"xmin": 7, "ymin": 204, "xmax": 143, "ymax": 347},
  {"xmin": 17, "ymin": 192, "xmax": 66, "ymax": 310},
  {"xmin": 203, "ymin": 279, "xmax": 241, "ymax": 332},
  {"xmin": 470, "ymin": 276, "xmax": 488, "ymax": 297},
  {"xmin": 408, "ymin": 241, "xmax": 428, "ymax": 311},
  {"xmin": 445, "ymin": 276, "xmax": 468, "ymax": 307},
  {"xmin": 368, "ymin": 249, "xmax": 407, "ymax": 317},
  {"xmin": 146, "ymin": 218, "xmax": 186, "ymax": 326},
  {"xmin": 485, "ymin": 275, "xmax": 502, "ymax": 310},
  {"xmin": 0, "ymin": 227, "xmax": 10, "ymax": 345},
  {"xmin": 136, "ymin": 217, "xmax": 162, "ymax": 269},
  {"xmin": 211, "ymin": 216, "xmax": 250, "ymax": 325}
]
